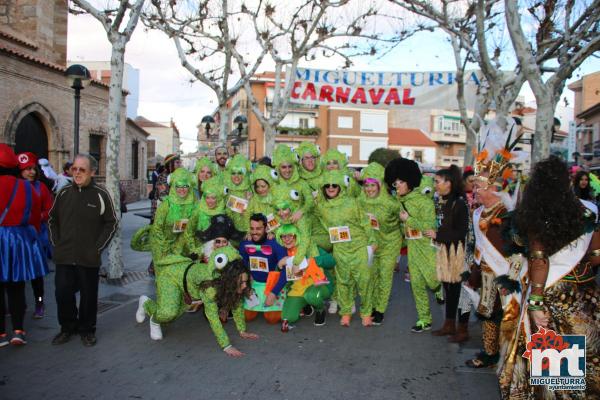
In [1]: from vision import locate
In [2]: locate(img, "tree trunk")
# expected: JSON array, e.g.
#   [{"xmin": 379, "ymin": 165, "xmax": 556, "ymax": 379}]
[
  {"xmin": 105, "ymin": 42, "xmax": 125, "ymax": 279},
  {"xmin": 531, "ymin": 96, "xmax": 555, "ymax": 163},
  {"xmin": 264, "ymin": 123, "xmax": 276, "ymax": 155},
  {"xmin": 219, "ymin": 105, "xmax": 230, "ymax": 145}
]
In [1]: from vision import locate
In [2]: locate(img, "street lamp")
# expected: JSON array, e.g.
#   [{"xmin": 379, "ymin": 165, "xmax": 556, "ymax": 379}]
[
  {"xmin": 65, "ymin": 64, "xmax": 91, "ymax": 156},
  {"xmin": 233, "ymin": 115, "xmax": 248, "ymax": 137},
  {"xmin": 201, "ymin": 115, "xmax": 216, "ymax": 139}
]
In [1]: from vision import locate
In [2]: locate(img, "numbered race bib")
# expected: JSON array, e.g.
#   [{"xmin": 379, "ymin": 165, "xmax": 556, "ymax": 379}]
[
  {"xmin": 285, "ymin": 264, "xmax": 301, "ymax": 281},
  {"xmin": 405, "ymin": 227, "xmax": 423, "ymax": 240},
  {"xmin": 367, "ymin": 213, "xmax": 380, "ymax": 230},
  {"xmin": 329, "ymin": 226, "xmax": 352, "ymax": 243},
  {"xmin": 172, "ymin": 218, "xmax": 189, "ymax": 233},
  {"xmin": 266, "ymin": 213, "xmax": 280, "ymax": 232},
  {"xmin": 249, "ymin": 256, "xmax": 269, "ymax": 273},
  {"xmin": 227, "ymin": 195, "xmax": 248, "ymax": 214}
]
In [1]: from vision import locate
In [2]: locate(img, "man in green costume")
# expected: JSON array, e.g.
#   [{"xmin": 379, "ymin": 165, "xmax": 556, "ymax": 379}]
[
  {"xmin": 272, "ymin": 144, "xmax": 313, "ymax": 224},
  {"xmin": 384, "ymin": 158, "xmax": 442, "ymax": 332},
  {"xmin": 358, "ymin": 162, "xmax": 403, "ymax": 325},
  {"xmin": 223, "ymin": 154, "xmax": 253, "ymax": 233},
  {"xmin": 321, "ymin": 148, "xmax": 361, "ymax": 197},
  {"xmin": 246, "ymin": 164, "xmax": 278, "ymax": 228}
]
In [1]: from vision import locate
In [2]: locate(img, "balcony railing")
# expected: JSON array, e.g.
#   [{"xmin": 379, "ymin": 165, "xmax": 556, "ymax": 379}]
[
  {"xmin": 430, "ymin": 131, "xmax": 466, "ymax": 143},
  {"xmin": 437, "ymin": 155, "xmax": 464, "ymax": 167}
]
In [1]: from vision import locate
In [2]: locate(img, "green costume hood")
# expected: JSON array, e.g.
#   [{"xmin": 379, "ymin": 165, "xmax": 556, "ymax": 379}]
[
  {"xmin": 224, "ymin": 154, "xmax": 251, "ymax": 192},
  {"xmin": 359, "ymin": 162, "xmax": 392, "ymax": 202},
  {"xmin": 208, "ymin": 244, "xmax": 242, "ymax": 271},
  {"xmin": 320, "ymin": 169, "xmax": 350, "ymax": 200},
  {"xmin": 297, "ymin": 142, "xmax": 322, "ymax": 180},
  {"xmin": 275, "ymin": 223, "xmax": 307, "ymax": 250},
  {"xmin": 321, "ymin": 148, "xmax": 348, "ymax": 170},
  {"xmin": 199, "ymin": 176, "xmax": 226, "ymax": 213},
  {"xmin": 250, "ymin": 164, "xmax": 279, "ymax": 190},
  {"xmin": 272, "ymin": 144, "xmax": 300, "ymax": 184},
  {"xmin": 168, "ymin": 168, "xmax": 196, "ymax": 205},
  {"xmin": 417, "ymin": 175, "xmax": 435, "ymax": 198},
  {"xmin": 272, "ymin": 184, "xmax": 303, "ymax": 214},
  {"xmin": 194, "ymin": 157, "xmax": 218, "ymax": 178}
]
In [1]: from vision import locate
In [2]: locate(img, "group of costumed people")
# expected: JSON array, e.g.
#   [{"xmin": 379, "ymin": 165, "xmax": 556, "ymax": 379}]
[{"xmin": 130, "ymin": 125, "xmax": 598, "ymax": 398}]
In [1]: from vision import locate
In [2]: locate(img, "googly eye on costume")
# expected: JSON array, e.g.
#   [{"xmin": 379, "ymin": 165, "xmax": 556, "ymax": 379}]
[
  {"xmin": 316, "ymin": 145, "xmax": 321, "ymax": 155},
  {"xmin": 214, "ymin": 254, "xmax": 228, "ymax": 269},
  {"xmin": 270, "ymin": 170, "xmax": 279, "ymax": 180},
  {"xmin": 224, "ymin": 187, "xmax": 229, "ymax": 195},
  {"xmin": 344, "ymin": 175, "xmax": 350, "ymax": 187},
  {"xmin": 422, "ymin": 187, "xmax": 432, "ymax": 195},
  {"xmin": 290, "ymin": 190, "xmax": 300, "ymax": 200}
]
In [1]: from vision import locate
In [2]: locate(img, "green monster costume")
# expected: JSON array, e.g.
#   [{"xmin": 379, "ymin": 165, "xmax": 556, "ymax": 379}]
[
  {"xmin": 384, "ymin": 158, "xmax": 440, "ymax": 331},
  {"xmin": 277, "ymin": 224, "xmax": 335, "ymax": 329},
  {"xmin": 272, "ymin": 144, "xmax": 314, "ymax": 220},
  {"xmin": 315, "ymin": 170, "xmax": 377, "ymax": 319},
  {"xmin": 321, "ymin": 149, "xmax": 361, "ymax": 197},
  {"xmin": 150, "ymin": 168, "xmax": 197, "ymax": 262},
  {"xmin": 246, "ymin": 164, "xmax": 278, "ymax": 225},
  {"xmin": 358, "ymin": 163, "xmax": 403, "ymax": 320},
  {"xmin": 223, "ymin": 154, "xmax": 253, "ymax": 233},
  {"xmin": 136, "ymin": 246, "xmax": 248, "ymax": 349},
  {"xmin": 193, "ymin": 156, "xmax": 218, "ymax": 199}
]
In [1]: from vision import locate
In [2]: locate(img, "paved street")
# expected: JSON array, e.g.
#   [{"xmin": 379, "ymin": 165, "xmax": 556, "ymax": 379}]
[{"xmin": 1, "ymin": 201, "xmax": 501, "ymax": 400}]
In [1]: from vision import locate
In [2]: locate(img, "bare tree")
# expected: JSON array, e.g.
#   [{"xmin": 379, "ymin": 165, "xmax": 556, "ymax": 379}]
[
  {"xmin": 70, "ymin": 0, "xmax": 146, "ymax": 279},
  {"xmin": 237, "ymin": 0, "xmax": 411, "ymax": 154},
  {"xmin": 144, "ymin": 0, "xmax": 273, "ymax": 143},
  {"xmin": 505, "ymin": 0, "xmax": 600, "ymax": 162}
]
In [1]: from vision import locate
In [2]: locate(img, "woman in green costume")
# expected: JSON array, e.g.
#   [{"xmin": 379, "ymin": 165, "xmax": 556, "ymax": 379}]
[
  {"xmin": 384, "ymin": 158, "xmax": 442, "ymax": 333},
  {"xmin": 358, "ymin": 162, "xmax": 403, "ymax": 325},
  {"xmin": 223, "ymin": 154, "xmax": 253, "ymax": 233},
  {"xmin": 315, "ymin": 169, "xmax": 377, "ymax": 327},
  {"xmin": 150, "ymin": 168, "xmax": 198, "ymax": 262},
  {"xmin": 135, "ymin": 246, "xmax": 259, "ymax": 357},
  {"xmin": 246, "ymin": 164, "xmax": 278, "ymax": 228},
  {"xmin": 193, "ymin": 156, "xmax": 217, "ymax": 200},
  {"xmin": 272, "ymin": 144, "xmax": 313, "ymax": 224},
  {"xmin": 321, "ymin": 148, "xmax": 361, "ymax": 197}
]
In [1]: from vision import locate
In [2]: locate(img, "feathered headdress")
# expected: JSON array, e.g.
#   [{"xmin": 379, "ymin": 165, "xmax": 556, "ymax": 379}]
[{"xmin": 474, "ymin": 118, "xmax": 527, "ymax": 185}]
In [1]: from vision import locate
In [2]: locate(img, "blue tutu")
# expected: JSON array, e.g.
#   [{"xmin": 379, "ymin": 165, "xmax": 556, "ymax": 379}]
[
  {"xmin": 0, "ymin": 225, "xmax": 49, "ymax": 282},
  {"xmin": 39, "ymin": 222, "xmax": 52, "ymax": 259}
]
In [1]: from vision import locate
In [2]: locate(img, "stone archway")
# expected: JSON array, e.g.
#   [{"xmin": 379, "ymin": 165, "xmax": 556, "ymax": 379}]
[{"xmin": 15, "ymin": 113, "xmax": 48, "ymax": 158}]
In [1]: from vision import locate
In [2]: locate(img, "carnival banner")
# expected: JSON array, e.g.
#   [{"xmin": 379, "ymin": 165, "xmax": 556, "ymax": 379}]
[{"xmin": 288, "ymin": 67, "xmax": 482, "ymax": 109}]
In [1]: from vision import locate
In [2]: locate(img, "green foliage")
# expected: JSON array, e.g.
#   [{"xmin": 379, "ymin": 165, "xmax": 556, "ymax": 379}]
[
  {"xmin": 368, "ymin": 148, "xmax": 400, "ymax": 167},
  {"xmin": 276, "ymin": 126, "xmax": 321, "ymax": 136}
]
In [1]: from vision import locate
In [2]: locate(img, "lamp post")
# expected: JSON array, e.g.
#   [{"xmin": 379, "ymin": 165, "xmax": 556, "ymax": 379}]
[
  {"xmin": 233, "ymin": 114, "xmax": 248, "ymax": 157},
  {"xmin": 65, "ymin": 64, "xmax": 91, "ymax": 156},
  {"xmin": 201, "ymin": 115, "xmax": 216, "ymax": 139}
]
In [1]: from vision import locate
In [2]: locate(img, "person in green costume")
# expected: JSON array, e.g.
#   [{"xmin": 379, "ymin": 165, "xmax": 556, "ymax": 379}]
[
  {"xmin": 277, "ymin": 224, "xmax": 334, "ymax": 331},
  {"xmin": 150, "ymin": 168, "xmax": 198, "ymax": 262},
  {"xmin": 223, "ymin": 154, "xmax": 253, "ymax": 233},
  {"xmin": 315, "ymin": 169, "xmax": 377, "ymax": 327},
  {"xmin": 272, "ymin": 144, "xmax": 313, "ymax": 224},
  {"xmin": 384, "ymin": 158, "xmax": 442, "ymax": 333},
  {"xmin": 246, "ymin": 164, "xmax": 278, "ymax": 229},
  {"xmin": 193, "ymin": 156, "xmax": 218, "ymax": 200},
  {"xmin": 321, "ymin": 148, "xmax": 361, "ymax": 197},
  {"xmin": 135, "ymin": 246, "xmax": 259, "ymax": 357},
  {"xmin": 358, "ymin": 162, "xmax": 403, "ymax": 325}
]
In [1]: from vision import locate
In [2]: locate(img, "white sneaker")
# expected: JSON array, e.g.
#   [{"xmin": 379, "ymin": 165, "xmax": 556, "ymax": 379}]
[
  {"xmin": 149, "ymin": 318, "xmax": 163, "ymax": 340},
  {"xmin": 136, "ymin": 295, "xmax": 149, "ymax": 323},
  {"xmin": 351, "ymin": 303, "xmax": 356, "ymax": 314},
  {"xmin": 328, "ymin": 300, "xmax": 338, "ymax": 314}
]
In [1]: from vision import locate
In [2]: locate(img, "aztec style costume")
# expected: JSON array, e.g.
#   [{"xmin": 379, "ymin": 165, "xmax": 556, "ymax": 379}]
[
  {"xmin": 315, "ymin": 170, "xmax": 376, "ymax": 322},
  {"xmin": 136, "ymin": 246, "xmax": 249, "ymax": 349},
  {"xmin": 246, "ymin": 165, "xmax": 278, "ymax": 226},
  {"xmin": 321, "ymin": 149, "xmax": 361, "ymax": 197},
  {"xmin": 223, "ymin": 154, "xmax": 253, "ymax": 233},
  {"xmin": 385, "ymin": 158, "xmax": 441, "ymax": 332},
  {"xmin": 358, "ymin": 162, "xmax": 403, "ymax": 322}
]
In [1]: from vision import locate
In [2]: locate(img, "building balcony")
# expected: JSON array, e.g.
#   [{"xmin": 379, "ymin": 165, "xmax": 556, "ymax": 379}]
[
  {"xmin": 437, "ymin": 155, "xmax": 464, "ymax": 168},
  {"xmin": 430, "ymin": 131, "xmax": 466, "ymax": 143}
]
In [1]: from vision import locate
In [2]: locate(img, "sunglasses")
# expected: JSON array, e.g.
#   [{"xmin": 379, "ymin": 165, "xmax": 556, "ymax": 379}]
[
  {"xmin": 324, "ymin": 184, "xmax": 339, "ymax": 189},
  {"xmin": 175, "ymin": 184, "xmax": 190, "ymax": 189},
  {"xmin": 71, "ymin": 167, "xmax": 87, "ymax": 174},
  {"xmin": 326, "ymin": 161, "xmax": 339, "ymax": 165},
  {"xmin": 231, "ymin": 171, "xmax": 244, "ymax": 176},
  {"xmin": 245, "ymin": 244, "xmax": 272, "ymax": 256}
]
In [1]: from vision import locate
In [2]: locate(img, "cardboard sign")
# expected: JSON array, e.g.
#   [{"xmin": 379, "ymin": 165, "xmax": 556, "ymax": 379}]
[
  {"xmin": 172, "ymin": 219, "xmax": 189, "ymax": 233},
  {"xmin": 249, "ymin": 256, "xmax": 269, "ymax": 273},
  {"xmin": 405, "ymin": 227, "xmax": 423, "ymax": 240},
  {"xmin": 367, "ymin": 213, "xmax": 380, "ymax": 230},
  {"xmin": 227, "ymin": 195, "xmax": 248, "ymax": 213},
  {"xmin": 266, "ymin": 214, "xmax": 280, "ymax": 232},
  {"xmin": 329, "ymin": 226, "xmax": 352, "ymax": 243},
  {"xmin": 285, "ymin": 264, "xmax": 301, "ymax": 281}
]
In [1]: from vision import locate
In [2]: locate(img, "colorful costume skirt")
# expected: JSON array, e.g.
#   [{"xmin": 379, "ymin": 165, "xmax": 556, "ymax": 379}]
[
  {"xmin": 38, "ymin": 222, "xmax": 52, "ymax": 259},
  {"xmin": 244, "ymin": 281, "xmax": 286, "ymax": 312},
  {"xmin": 0, "ymin": 225, "xmax": 48, "ymax": 282}
]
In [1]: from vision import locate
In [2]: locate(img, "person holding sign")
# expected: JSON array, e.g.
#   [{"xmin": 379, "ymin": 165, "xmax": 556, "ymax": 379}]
[
  {"xmin": 239, "ymin": 214, "xmax": 289, "ymax": 324},
  {"xmin": 224, "ymin": 154, "xmax": 252, "ymax": 233},
  {"xmin": 246, "ymin": 165, "xmax": 278, "ymax": 231},
  {"xmin": 276, "ymin": 224, "xmax": 334, "ymax": 332},
  {"xmin": 315, "ymin": 170, "xmax": 377, "ymax": 327},
  {"xmin": 272, "ymin": 145, "xmax": 313, "ymax": 224},
  {"xmin": 384, "ymin": 158, "xmax": 441, "ymax": 333},
  {"xmin": 358, "ymin": 162, "xmax": 403, "ymax": 325}
]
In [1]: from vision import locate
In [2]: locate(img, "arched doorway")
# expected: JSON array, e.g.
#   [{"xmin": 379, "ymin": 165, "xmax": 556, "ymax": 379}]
[{"xmin": 14, "ymin": 113, "xmax": 48, "ymax": 158}]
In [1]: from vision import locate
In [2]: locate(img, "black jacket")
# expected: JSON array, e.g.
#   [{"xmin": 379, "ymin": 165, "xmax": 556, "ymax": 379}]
[
  {"xmin": 435, "ymin": 194, "xmax": 468, "ymax": 248},
  {"xmin": 48, "ymin": 181, "xmax": 118, "ymax": 268}
]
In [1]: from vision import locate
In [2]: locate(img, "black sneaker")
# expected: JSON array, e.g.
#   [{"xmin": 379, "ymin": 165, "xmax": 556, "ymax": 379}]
[
  {"xmin": 411, "ymin": 321, "xmax": 432, "ymax": 333},
  {"xmin": 372, "ymin": 311, "xmax": 384, "ymax": 325},
  {"xmin": 301, "ymin": 305, "xmax": 314, "ymax": 317},
  {"xmin": 51, "ymin": 331, "xmax": 73, "ymax": 345},
  {"xmin": 80, "ymin": 333, "xmax": 97, "ymax": 347},
  {"xmin": 314, "ymin": 310, "xmax": 326, "ymax": 326}
]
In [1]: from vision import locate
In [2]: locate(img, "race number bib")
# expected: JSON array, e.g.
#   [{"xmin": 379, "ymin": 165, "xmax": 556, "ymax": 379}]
[
  {"xmin": 227, "ymin": 195, "xmax": 248, "ymax": 213},
  {"xmin": 266, "ymin": 213, "xmax": 280, "ymax": 232},
  {"xmin": 367, "ymin": 213, "xmax": 380, "ymax": 230},
  {"xmin": 329, "ymin": 226, "xmax": 352, "ymax": 243},
  {"xmin": 405, "ymin": 227, "xmax": 423, "ymax": 240},
  {"xmin": 285, "ymin": 264, "xmax": 301, "ymax": 281},
  {"xmin": 249, "ymin": 256, "xmax": 269, "ymax": 273},
  {"xmin": 172, "ymin": 219, "xmax": 189, "ymax": 233}
]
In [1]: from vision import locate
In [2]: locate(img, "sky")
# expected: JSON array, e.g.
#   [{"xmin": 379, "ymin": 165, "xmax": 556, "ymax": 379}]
[{"xmin": 66, "ymin": 8, "xmax": 600, "ymax": 153}]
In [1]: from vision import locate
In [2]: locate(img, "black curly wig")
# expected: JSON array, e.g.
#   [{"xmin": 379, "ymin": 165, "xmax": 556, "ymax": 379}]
[
  {"xmin": 516, "ymin": 156, "xmax": 585, "ymax": 256},
  {"xmin": 199, "ymin": 259, "xmax": 251, "ymax": 314}
]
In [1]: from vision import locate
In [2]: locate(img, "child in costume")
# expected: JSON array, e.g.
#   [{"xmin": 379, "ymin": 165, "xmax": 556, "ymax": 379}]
[
  {"xmin": 224, "ymin": 154, "xmax": 253, "ymax": 233},
  {"xmin": 315, "ymin": 169, "xmax": 377, "ymax": 327},
  {"xmin": 150, "ymin": 168, "xmax": 197, "ymax": 262},
  {"xmin": 277, "ymin": 224, "xmax": 334, "ymax": 331},
  {"xmin": 272, "ymin": 144, "xmax": 313, "ymax": 223},
  {"xmin": 193, "ymin": 156, "xmax": 217, "ymax": 200},
  {"xmin": 321, "ymin": 149, "xmax": 361, "ymax": 197},
  {"xmin": 135, "ymin": 246, "xmax": 259, "ymax": 357},
  {"xmin": 358, "ymin": 162, "xmax": 403, "ymax": 325},
  {"xmin": 246, "ymin": 164, "xmax": 278, "ymax": 228},
  {"xmin": 384, "ymin": 158, "xmax": 441, "ymax": 333}
]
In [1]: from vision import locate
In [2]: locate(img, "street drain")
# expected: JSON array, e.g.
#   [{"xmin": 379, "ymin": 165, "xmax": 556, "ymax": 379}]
[
  {"xmin": 97, "ymin": 293, "xmax": 137, "ymax": 315},
  {"xmin": 97, "ymin": 301, "xmax": 120, "ymax": 314},
  {"xmin": 100, "ymin": 270, "xmax": 149, "ymax": 286}
]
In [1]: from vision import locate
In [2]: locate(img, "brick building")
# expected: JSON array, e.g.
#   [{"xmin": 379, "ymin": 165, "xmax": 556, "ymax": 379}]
[
  {"xmin": 0, "ymin": 0, "xmax": 148, "ymax": 201},
  {"xmin": 569, "ymin": 71, "xmax": 600, "ymax": 168}
]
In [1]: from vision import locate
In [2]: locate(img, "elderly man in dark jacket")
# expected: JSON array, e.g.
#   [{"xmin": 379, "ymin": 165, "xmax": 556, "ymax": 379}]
[{"xmin": 48, "ymin": 154, "xmax": 118, "ymax": 347}]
